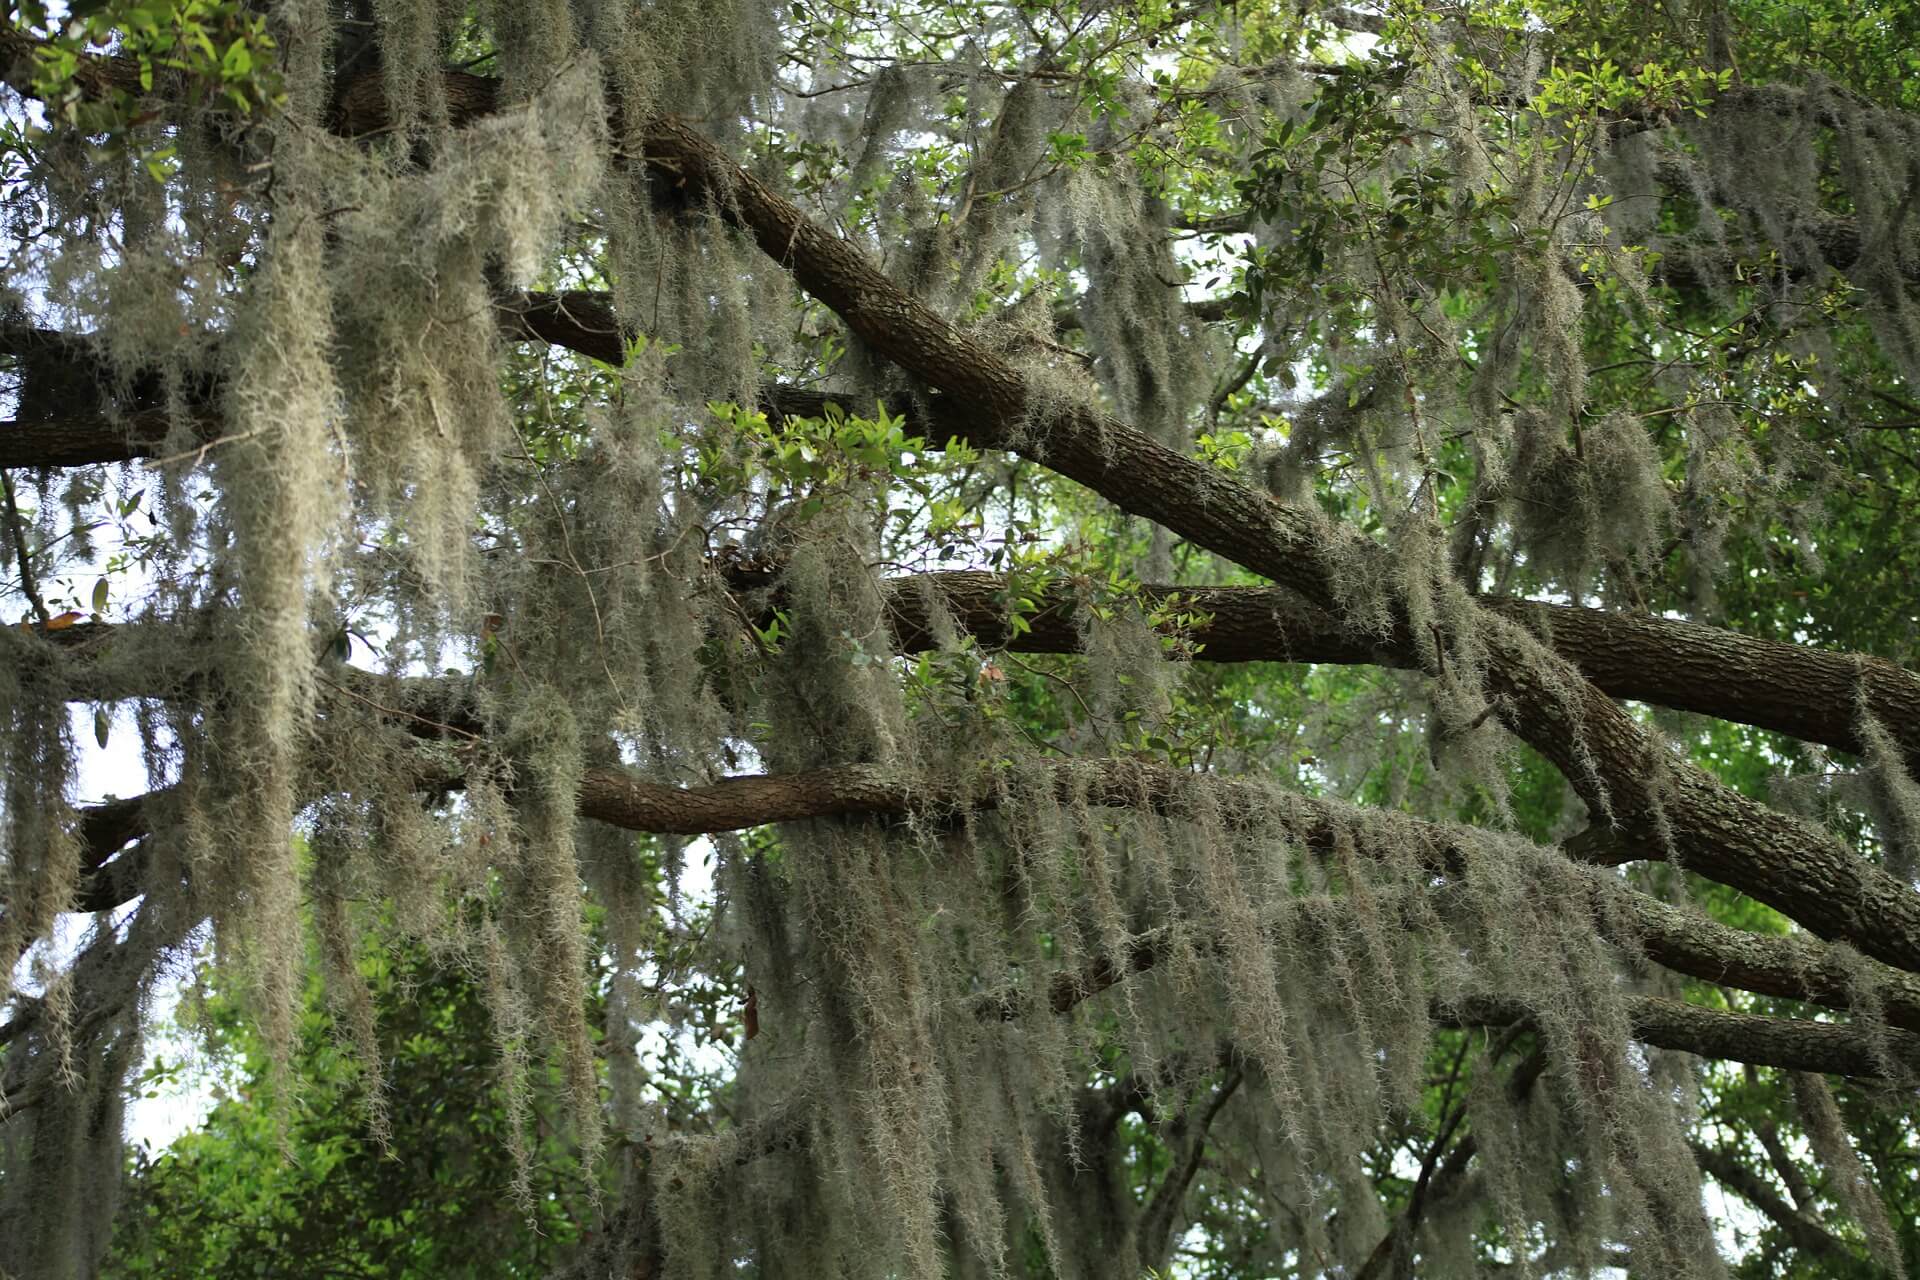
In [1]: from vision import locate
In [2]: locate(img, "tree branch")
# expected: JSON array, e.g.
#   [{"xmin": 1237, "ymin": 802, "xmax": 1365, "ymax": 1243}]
[
  {"xmin": 1443, "ymin": 994, "xmax": 1920, "ymax": 1079},
  {"xmin": 1690, "ymin": 1140, "xmax": 1866, "ymax": 1266},
  {"xmin": 55, "ymin": 734, "xmax": 1920, "ymax": 1037},
  {"xmin": 866, "ymin": 570, "xmax": 1920, "ymax": 774},
  {"xmin": 626, "ymin": 112, "xmax": 1920, "ymax": 977},
  {"xmin": 0, "ymin": 468, "xmax": 49, "ymax": 625},
  {"xmin": 1138, "ymin": 1067, "xmax": 1244, "ymax": 1269}
]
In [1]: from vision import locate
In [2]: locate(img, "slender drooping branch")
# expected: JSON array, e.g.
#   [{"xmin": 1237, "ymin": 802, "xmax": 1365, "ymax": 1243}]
[
  {"xmin": 1008, "ymin": 927, "xmax": 1920, "ymax": 1075},
  {"xmin": 1689, "ymin": 1141, "xmax": 1866, "ymax": 1266},
  {"xmin": 990, "ymin": 909, "xmax": 1920, "ymax": 1077},
  {"xmin": 23, "ymin": 552, "xmax": 1920, "ymax": 782}
]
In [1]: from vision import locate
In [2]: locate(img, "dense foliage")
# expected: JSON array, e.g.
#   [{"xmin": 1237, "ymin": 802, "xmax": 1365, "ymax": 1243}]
[
  {"xmin": 107, "ymin": 935, "xmax": 596, "ymax": 1278},
  {"xmin": 3, "ymin": 0, "xmax": 1920, "ymax": 1276}
]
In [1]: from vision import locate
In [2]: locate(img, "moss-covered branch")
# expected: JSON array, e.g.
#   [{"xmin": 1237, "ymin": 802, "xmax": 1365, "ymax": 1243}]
[
  {"xmin": 22, "ymin": 555, "xmax": 1920, "ymax": 780},
  {"xmin": 62, "ymin": 755, "xmax": 1920, "ymax": 1045},
  {"xmin": 625, "ymin": 110, "xmax": 1920, "ymax": 977}
]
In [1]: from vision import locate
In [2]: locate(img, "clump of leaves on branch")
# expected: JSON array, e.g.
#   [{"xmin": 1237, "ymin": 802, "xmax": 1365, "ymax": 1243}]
[{"xmin": 2, "ymin": 0, "xmax": 1919, "ymax": 1277}]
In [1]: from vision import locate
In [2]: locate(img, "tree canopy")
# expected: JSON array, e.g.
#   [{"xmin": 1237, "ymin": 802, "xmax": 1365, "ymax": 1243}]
[{"xmin": 3, "ymin": 0, "xmax": 1919, "ymax": 1275}]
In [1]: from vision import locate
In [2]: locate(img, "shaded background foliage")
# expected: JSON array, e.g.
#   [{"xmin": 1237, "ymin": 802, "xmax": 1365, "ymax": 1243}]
[{"xmin": 107, "ymin": 936, "xmax": 597, "ymax": 1279}]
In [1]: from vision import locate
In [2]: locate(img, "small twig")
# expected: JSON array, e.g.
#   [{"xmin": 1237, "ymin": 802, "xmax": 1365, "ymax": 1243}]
[
  {"xmin": 142, "ymin": 424, "xmax": 267, "ymax": 470},
  {"xmin": 1206, "ymin": 348, "xmax": 1261, "ymax": 424},
  {"xmin": 314, "ymin": 673, "xmax": 484, "ymax": 741},
  {"xmin": 999, "ymin": 651, "xmax": 1100, "ymax": 741},
  {"xmin": 718, "ymin": 589, "xmax": 779, "ymax": 660},
  {"xmin": 514, "ymin": 398, "xmax": 635, "ymax": 722},
  {"xmin": 1, "ymin": 469, "xmax": 51, "ymax": 626}
]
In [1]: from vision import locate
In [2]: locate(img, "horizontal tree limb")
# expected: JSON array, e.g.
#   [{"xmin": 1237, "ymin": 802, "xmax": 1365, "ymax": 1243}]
[
  {"xmin": 573, "ymin": 761, "xmax": 1920, "ymax": 1055},
  {"xmin": 0, "ymin": 410, "xmax": 178, "ymax": 468},
  {"xmin": 29, "ymin": 563, "xmax": 1920, "ymax": 775},
  {"xmin": 863, "ymin": 570, "xmax": 1920, "ymax": 775},
  {"xmin": 62, "ymin": 753, "xmax": 1920, "ymax": 1044},
  {"xmin": 1449, "ymin": 994, "xmax": 1918, "ymax": 1080}
]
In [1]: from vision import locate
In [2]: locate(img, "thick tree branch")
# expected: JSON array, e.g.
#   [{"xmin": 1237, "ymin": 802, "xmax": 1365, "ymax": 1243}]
[
  {"xmin": 625, "ymin": 111, "xmax": 1920, "ymax": 976},
  {"xmin": 0, "ymin": 411, "xmax": 179, "ymax": 468},
  {"xmin": 867, "ymin": 571, "xmax": 1920, "ymax": 774},
  {"xmin": 576, "ymin": 762, "xmax": 1920, "ymax": 1048},
  {"xmin": 20, "ymin": 550, "xmax": 1920, "ymax": 779},
  {"xmin": 492, "ymin": 289, "xmax": 627, "ymax": 365},
  {"xmin": 0, "ymin": 25, "xmax": 144, "ymax": 100}
]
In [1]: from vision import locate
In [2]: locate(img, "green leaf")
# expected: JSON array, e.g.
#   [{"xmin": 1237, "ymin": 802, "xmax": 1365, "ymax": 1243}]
[{"xmin": 221, "ymin": 38, "xmax": 251, "ymax": 79}]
